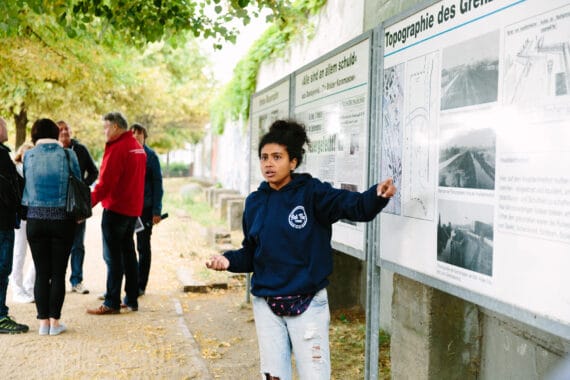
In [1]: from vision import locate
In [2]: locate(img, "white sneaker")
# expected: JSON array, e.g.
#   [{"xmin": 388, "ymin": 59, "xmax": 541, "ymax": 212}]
[{"xmin": 71, "ymin": 283, "xmax": 90, "ymax": 294}]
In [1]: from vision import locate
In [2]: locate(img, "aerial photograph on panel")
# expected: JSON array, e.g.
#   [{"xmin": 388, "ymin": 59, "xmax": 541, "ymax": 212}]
[
  {"xmin": 437, "ymin": 199, "xmax": 494, "ymax": 276},
  {"xmin": 439, "ymin": 126, "xmax": 496, "ymax": 190},
  {"xmin": 441, "ymin": 31, "xmax": 500, "ymax": 110}
]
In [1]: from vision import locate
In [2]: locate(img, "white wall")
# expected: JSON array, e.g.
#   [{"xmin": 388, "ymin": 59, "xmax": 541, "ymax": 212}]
[
  {"xmin": 212, "ymin": 0, "xmax": 366, "ymax": 195},
  {"xmin": 257, "ymin": 0, "xmax": 365, "ymax": 91}
]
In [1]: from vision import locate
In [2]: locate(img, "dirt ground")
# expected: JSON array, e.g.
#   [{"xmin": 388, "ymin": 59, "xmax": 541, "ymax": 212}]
[{"xmin": 0, "ymin": 201, "xmax": 259, "ymax": 379}]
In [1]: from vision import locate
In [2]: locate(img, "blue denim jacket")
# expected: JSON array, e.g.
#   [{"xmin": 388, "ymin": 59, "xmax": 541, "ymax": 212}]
[{"xmin": 22, "ymin": 140, "xmax": 81, "ymax": 207}]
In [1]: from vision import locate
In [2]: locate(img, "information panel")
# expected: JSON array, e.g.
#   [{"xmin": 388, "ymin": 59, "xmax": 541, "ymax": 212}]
[
  {"xmin": 294, "ymin": 35, "xmax": 371, "ymax": 259},
  {"xmin": 379, "ymin": 0, "xmax": 570, "ymax": 335},
  {"xmin": 249, "ymin": 78, "xmax": 291, "ymax": 193}
]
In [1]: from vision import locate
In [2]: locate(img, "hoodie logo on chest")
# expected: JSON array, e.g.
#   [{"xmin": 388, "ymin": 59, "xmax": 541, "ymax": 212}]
[{"xmin": 288, "ymin": 205, "xmax": 307, "ymax": 229}]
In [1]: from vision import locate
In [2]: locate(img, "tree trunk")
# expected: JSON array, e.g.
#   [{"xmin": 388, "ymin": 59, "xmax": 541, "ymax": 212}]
[
  {"xmin": 166, "ymin": 151, "xmax": 170, "ymax": 178},
  {"xmin": 12, "ymin": 104, "xmax": 28, "ymax": 149}
]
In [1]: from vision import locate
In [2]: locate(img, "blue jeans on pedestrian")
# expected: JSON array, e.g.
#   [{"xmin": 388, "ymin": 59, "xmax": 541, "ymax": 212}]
[
  {"xmin": 69, "ymin": 221, "xmax": 86, "ymax": 286},
  {"xmin": 0, "ymin": 230, "xmax": 14, "ymax": 318},
  {"xmin": 101, "ymin": 209, "xmax": 138, "ymax": 310},
  {"xmin": 252, "ymin": 288, "xmax": 331, "ymax": 380}
]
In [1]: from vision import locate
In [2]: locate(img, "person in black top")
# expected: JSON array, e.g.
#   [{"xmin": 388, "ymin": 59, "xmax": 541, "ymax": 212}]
[
  {"xmin": 130, "ymin": 123, "xmax": 163, "ymax": 296},
  {"xmin": 0, "ymin": 117, "xmax": 29, "ymax": 333},
  {"xmin": 57, "ymin": 120, "xmax": 99, "ymax": 295}
]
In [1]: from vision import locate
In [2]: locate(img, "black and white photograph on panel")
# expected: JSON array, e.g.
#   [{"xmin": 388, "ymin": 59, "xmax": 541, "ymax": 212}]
[
  {"xmin": 441, "ymin": 30, "xmax": 500, "ymax": 110},
  {"xmin": 349, "ymin": 132, "xmax": 360, "ymax": 155},
  {"xmin": 437, "ymin": 199, "xmax": 494, "ymax": 276},
  {"xmin": 340, "ymin": 183, "xmax": 358, "ymax": 226},
  {"xmin": 439, "ymin": 125, "xmax": 496, "ymax": 190}
]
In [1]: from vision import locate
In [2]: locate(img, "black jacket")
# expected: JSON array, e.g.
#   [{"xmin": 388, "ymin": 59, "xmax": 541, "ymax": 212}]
[
  {"xmin": 0, "ymin": 143, "xmax": 21, "ymax": 230},
  {"xmin": 69, "ymin": 138, "xmax": 98, "ymax": 186}
]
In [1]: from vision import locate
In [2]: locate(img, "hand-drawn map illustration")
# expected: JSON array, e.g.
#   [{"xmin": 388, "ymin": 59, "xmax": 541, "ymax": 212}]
[
  {"xmin": 402, "ymin": 52, "xmax": 438, "ymax": 220},
  {"xmin": 381, "ymin": 64, "xmax": 404, "ymax": 215}
]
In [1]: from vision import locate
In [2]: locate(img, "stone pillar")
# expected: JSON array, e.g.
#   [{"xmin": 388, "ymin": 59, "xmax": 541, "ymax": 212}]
[
  {"xmin": 390, "ymin": 274, "xmax": 481, "ymax": 379},
  {"xmin": 227, "ymin": 200, "xmax": 245, "ymax": 231},
  {"xmin": 218, "ymin": 195, "xmax": 245, "ymax": 219},
  {"xmin": 327, "ymin": 251, "xmax": 364, "ymax": 310}
]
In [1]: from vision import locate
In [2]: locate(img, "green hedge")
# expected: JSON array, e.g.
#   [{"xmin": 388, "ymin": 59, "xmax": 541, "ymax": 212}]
[{"xmin": 161, "ymin": 162, "xmax": 191, "ymax": 177}]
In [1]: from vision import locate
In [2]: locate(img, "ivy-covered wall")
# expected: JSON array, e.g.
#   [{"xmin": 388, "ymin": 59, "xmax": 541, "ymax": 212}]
[
  {"xmin": 209, "ymin": 0, "xmax": 328, "ymax": 135},
  {"xmin": 207, "ymin": 0, "xmax": 365, "ymax": 193}
]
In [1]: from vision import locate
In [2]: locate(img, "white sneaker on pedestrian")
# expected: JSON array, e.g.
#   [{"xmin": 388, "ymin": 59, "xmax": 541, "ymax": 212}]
[{"xmin": 71, "ymin": 283, "xmax": 90, "ymax": 294}]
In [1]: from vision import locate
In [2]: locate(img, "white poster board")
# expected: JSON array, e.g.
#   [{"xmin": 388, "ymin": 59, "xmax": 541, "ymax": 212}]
[
  {"xmin": 294, "ymin": 35, "xmax": 372, "ymax": 259},
  {"xmin": 380, "ymin": 0, "xmax": 570, "ymax": 336},
  {"xmin": 249, "ymin": 78, "xmax": 291, "ymax": 193}
]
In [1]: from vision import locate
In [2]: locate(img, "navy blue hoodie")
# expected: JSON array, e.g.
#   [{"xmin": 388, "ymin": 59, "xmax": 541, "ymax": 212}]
[{"xmin": 223, "ymin": 173, "xmax": 389, "ymax": 297}]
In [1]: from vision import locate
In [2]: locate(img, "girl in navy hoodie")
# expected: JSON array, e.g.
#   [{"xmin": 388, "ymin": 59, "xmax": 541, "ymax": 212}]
[{"xmin": 207, "ymin": 120, "xmax": 396, "ymax": 380}]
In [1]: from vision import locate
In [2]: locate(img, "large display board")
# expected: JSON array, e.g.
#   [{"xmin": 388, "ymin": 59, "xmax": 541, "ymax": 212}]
[
  {"xmin": 293, "ymin": 33, "xmax": 372, "ymax": 259},
  {"xmin": 249, "ymin": 77, "xmax": 291, "ymax": 193},
  {"xmin": 379, "ymin": 0, "xmax": 570, "ymax": 337}
]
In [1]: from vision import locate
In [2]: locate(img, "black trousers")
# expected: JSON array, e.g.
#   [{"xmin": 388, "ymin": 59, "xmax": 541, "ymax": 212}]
[
  {"xmin": 136, "ymin": 207, "xmax": 154, "ymax": 292},
  {"xmin": 27, "ymin": 219, "xmax": 76, "ymax": 319}
]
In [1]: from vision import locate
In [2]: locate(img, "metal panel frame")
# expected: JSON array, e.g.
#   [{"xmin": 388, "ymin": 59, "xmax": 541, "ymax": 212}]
[{"xmin": 376, "ymin": 0, "xmax": 570, "ymax": 341}]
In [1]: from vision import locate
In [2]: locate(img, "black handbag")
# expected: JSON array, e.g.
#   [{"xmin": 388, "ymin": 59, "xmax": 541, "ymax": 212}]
[{"xmin": 64, "ymin": 149, "xmax": 92, "ymax": 220}]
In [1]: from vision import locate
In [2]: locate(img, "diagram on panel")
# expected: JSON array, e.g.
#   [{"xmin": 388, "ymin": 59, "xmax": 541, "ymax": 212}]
[
  {"xmin": 381, "ymin": 64, "xmax": 404, "ymax": 215},
  {"xmin": 503, "ymin": 5, "xmax": 570, "ymax": 104},
  {"xmin": 402, "ymin": 52, "xmax": 438, "ymax": 221}
]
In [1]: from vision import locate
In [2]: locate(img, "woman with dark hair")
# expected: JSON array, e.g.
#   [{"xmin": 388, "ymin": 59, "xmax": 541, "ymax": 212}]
[
  {"xmin": 22, "ymin": 118, "xmax": 82, "ymax": 336},
  {"xmin": 206, "ymin": 119, "xmax": 396, "ymax": 379}
]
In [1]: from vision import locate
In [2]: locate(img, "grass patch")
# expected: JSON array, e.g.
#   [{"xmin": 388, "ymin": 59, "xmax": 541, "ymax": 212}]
[
  {"xmin": 162, "ymin": 177, "xmax": 225, "ymax": 228},
  {"xmin": 330, "ymin": 308, "xmax": 391, "ymax": 379}
]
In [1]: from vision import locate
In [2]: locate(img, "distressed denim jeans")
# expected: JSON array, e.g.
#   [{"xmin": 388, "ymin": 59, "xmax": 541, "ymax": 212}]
[{"xmin": 252, "ymin": 288, "xmax": 331, "ymax": 380}]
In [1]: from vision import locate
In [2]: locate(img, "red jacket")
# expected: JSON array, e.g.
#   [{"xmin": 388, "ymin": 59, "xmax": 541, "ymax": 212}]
[{"xmin": 91, "ymin": 131, "xmax": 146, "ymax": 217}]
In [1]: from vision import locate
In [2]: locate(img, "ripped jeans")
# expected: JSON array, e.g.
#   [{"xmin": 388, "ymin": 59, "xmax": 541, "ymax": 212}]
[{"xmin": 252, "ymin": 288, "xmax": 331, "ymax": 380}]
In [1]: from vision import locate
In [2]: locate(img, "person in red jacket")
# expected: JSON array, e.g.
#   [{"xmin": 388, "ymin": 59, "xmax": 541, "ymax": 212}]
[{"xmin": 87, "ymin": 112, "xmax": 146, "ymax": 315}]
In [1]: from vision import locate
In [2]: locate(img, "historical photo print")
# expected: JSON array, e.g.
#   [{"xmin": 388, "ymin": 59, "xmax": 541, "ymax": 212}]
[
  {"xmin": 437, "ymin": 199, "xmax": 494, "ymax": 276},
  {"xmin": 340, "ymin": 183, "xmax": 358, "ymax": 226},
  {"xmin": 441, "ymin": 30, "xmax": 500, "ymax": 110},
  {"xmin": 439, "ymin": 125, "xmax": 496, "ymax": 190}
]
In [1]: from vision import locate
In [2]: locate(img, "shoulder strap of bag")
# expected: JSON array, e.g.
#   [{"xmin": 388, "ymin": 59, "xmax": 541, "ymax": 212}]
[{"xmin": 64, "ymin": 148, "xmax": 72, "ymax": 176}]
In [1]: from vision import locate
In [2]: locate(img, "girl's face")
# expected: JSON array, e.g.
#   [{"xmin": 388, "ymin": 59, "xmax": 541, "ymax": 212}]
[{"xmin": 260, "ymin": 143, "xmax": 297, "ymax": 190}]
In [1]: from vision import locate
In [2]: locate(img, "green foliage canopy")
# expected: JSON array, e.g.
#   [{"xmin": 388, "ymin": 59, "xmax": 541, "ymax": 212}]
[{"xmin": 0, "ymin": 1, "xmax": 291, "ymax": 155}]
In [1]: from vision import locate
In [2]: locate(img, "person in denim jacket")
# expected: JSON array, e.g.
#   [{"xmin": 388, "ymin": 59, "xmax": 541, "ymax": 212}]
[
  {"xmin": 22, "ymin": 118, "xmax": 81, "ymax": 336},
  {"xmin": 206, "ymin": 120, "xmax": 396, "ymax": 380}
]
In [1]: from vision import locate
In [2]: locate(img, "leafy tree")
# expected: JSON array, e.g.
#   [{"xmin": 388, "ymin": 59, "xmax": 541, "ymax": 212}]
[
  {"xmin": 0, "ymin": 1, "xmax": 300, "ymax": 152},
  {"xmin": 1, "ymin": 1, "xmax": 294, "ymax": 48}
]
